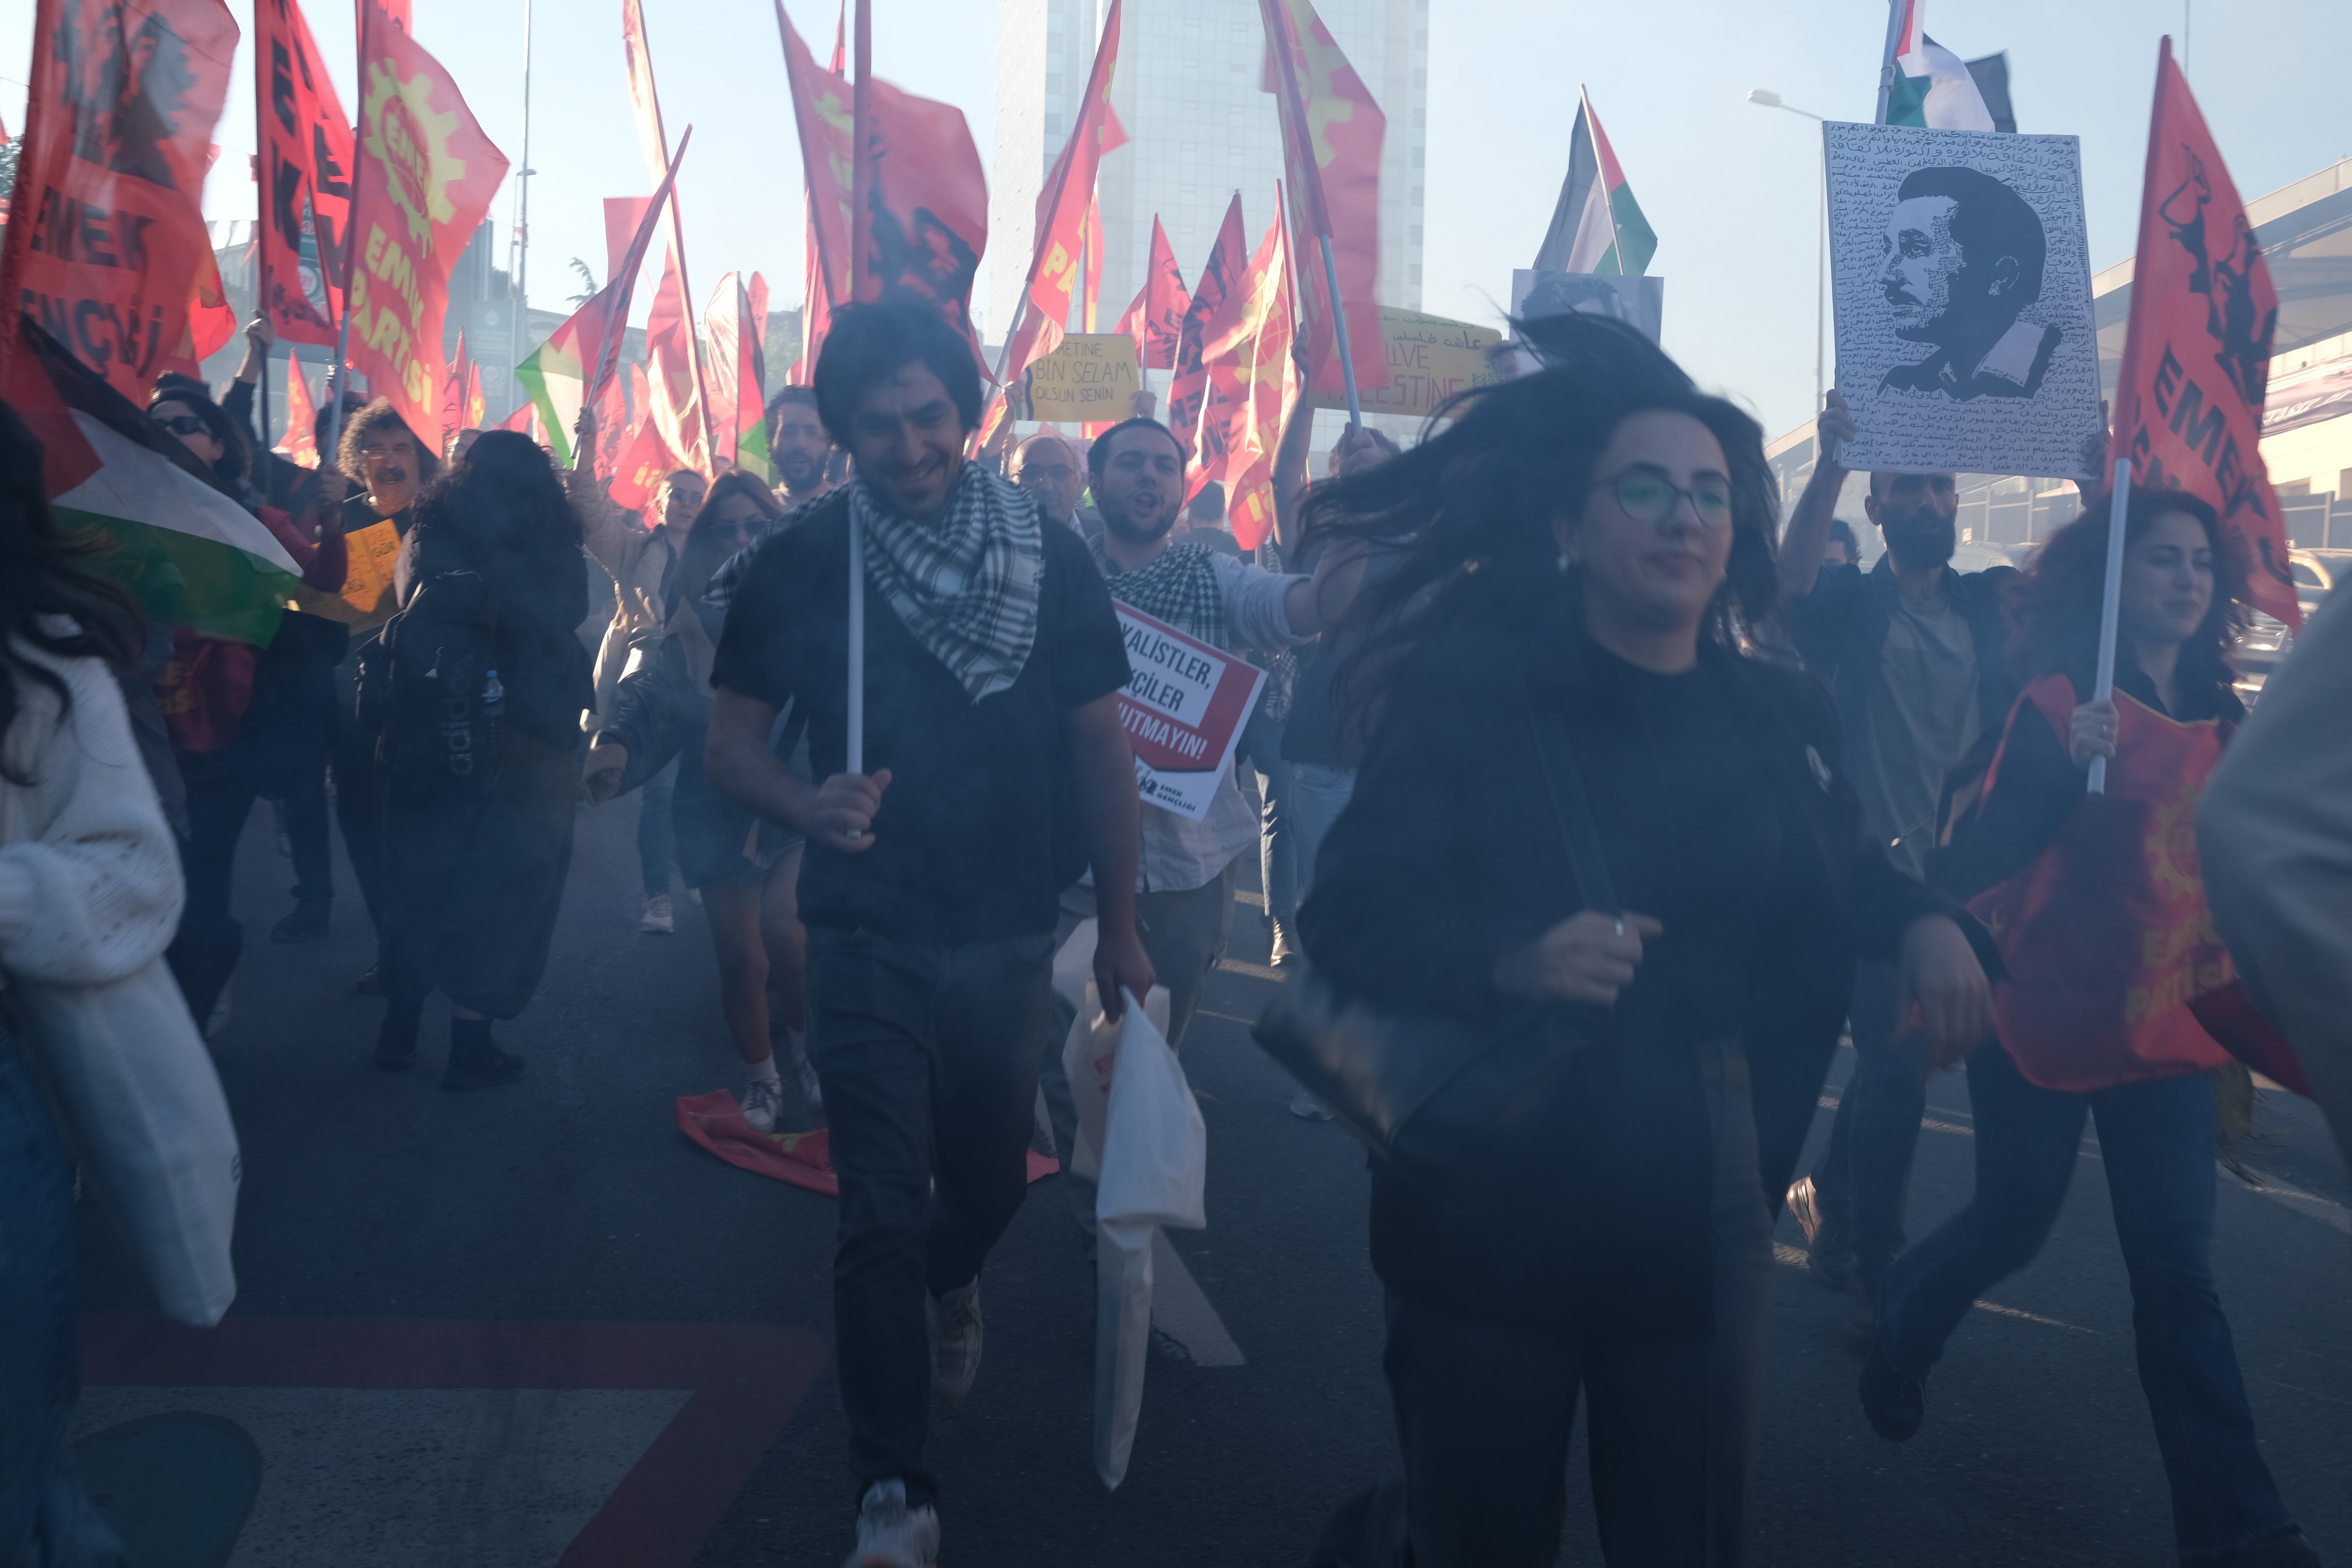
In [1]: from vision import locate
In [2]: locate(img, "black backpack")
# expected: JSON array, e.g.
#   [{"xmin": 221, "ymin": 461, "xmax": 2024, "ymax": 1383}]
[{"xmin": 358, "ymin": 567, "xmax": 507, "ymax": 796}]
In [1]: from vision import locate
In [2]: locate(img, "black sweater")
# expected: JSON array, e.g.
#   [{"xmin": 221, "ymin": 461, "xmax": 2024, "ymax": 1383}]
[{"xmin": 1299, "ymin": 584, "xmax": 1978, "ymax": 1338}]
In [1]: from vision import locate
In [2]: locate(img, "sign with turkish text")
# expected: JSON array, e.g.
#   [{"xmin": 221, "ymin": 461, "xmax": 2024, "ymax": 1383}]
[
  {"xmin": 1113, "ymin": 602, "xmax": 1266, "ymax": 822},
  {"xmin": 1025, "ymin": 333, "xmax": 1140, "ymax": 421}
]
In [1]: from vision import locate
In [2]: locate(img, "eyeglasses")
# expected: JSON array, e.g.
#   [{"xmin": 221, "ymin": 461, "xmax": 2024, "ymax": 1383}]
[
  {"xmin": 157, "ymin": 414, "xmax": 209, "ymax": 437},
  {"xmin": 1589, "ymin": 468, "xmax": 1735, "ymax": 529}
]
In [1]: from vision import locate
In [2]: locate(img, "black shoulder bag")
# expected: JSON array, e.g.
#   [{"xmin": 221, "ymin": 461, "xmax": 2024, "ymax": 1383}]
[{"xmin": 1253, "ymin": 678, "xmax": 1619, "ymax": 1212}]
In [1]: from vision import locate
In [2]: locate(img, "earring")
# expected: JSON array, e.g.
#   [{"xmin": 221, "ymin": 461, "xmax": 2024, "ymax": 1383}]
[{"xmin": 1557, "ymin": 551, "xmax": 1578, "ymax": 574}]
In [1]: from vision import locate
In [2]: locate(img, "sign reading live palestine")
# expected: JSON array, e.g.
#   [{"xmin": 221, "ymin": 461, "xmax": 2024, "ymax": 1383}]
[{"xmin": 1312, "ymin": 307, "xmax": 1502, "ymax": 419}]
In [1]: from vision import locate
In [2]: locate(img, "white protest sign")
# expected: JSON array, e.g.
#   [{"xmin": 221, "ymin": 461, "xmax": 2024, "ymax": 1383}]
[
  {"xmin": 1113, "ymin": 602, "xmax": 1265, "ymax": 822},
  {"xmin": 1825, "ymin": 120, "xmax": 2104, "ymax": 479}
]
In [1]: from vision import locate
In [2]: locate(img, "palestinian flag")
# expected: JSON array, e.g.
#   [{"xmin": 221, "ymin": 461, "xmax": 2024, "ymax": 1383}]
[
  {"xmin": 21, "ymin": 318, "xmax": 300, "ymax": 647},
  {"xmin": 1884, "ymin": 3, "xmax": 1997, "ymax": 131},
  {"xmin": 1532, "ymin": 89, "xmax": 1656, "ymax": 277},
  {"xmin": 514, "ymin": 306, "xmax": 602, "ymax": 470}
]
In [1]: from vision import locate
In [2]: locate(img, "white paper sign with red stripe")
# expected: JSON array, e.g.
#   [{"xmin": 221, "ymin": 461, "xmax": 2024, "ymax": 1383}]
[{"xmin": 1113, "ymin": 602, "xmax": 1266, "ymax": 822}]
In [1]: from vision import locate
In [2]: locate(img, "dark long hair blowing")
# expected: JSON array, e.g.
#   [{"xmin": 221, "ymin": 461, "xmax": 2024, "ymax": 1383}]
[
  {"xmin": 2007, "ymin": 486, "xmax": 2248, "ymax": 714},
  {"xmin": 0, "ymin": 401, "xmax": 144, "ymax": 784},
  {"xmin": 1306, "ymin": 313, "xmax": 1781, "ymax": 730},
  {"xmin": 412, "ymin": 430, "xmax": 582, "ymax": 553}
]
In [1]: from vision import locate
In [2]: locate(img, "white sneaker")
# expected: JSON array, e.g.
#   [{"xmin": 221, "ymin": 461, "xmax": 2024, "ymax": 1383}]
[
  {"xmin": 843, "ymin": 1479, "xmax": 938, "ymax": 1568},
  {"xmin": 205, "ymin": 983, "xmax": 233, "ymax": 1041},
  {"xmin": 791, "ymin": 1031, "xmax": 824, "ymax": 1114},
  {"xmin": 639, "ymin": 893, "xmax": 674, "ymax": 934},
  {"xmin": 1290, "ymin": 1089, "xmax": 1335, "ymax": 1121},
  {"xmin": 740, "ymin": 1074, "xmax": 783, "ymax": 1134},
  {"xmin": 926, "ymin": 1281, "xmax": 982, "ymax": 1400}
]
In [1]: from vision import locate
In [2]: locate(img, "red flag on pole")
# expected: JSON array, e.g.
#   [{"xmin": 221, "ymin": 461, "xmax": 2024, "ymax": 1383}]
[
  {"xmin": 442, "ymin": 327, "xmax": 472, "ymax": 453},
  {"xmin": 1117, "ymin": 217, "xmax": 1191, "ymax": 372},
  {"xmin": 256, "ymin": 0, "xmax": 354, "ymax": 346},
  {"xmin": 2111, "ymin": 38, "xmax": 2298, "ymax": 627},
  {"xmin": 646, "ymin": 244, "xmax": 711, "ymax": 476},
  {"xmin": 777, "ymin": 0, "xmax": 851, "ymax": 385},
  {"xmin": 994, "ymin": 0, "xmax": 1122, "ymax": 393},
  {"xmin": 1082, "ymin": 192, "xmax": 1104, "ymax": 334},
  {"xmin": 1166, "ymin": 196, "xmax": 1249, "ymax": 463},
  {"xmin": 705, "ymin": 270, "xmax": 750, "ymax": 471},
  {"xmin": 1190, "ymin": 212, "xmax": 1297, "ymax": 548},
  {"xmin": 0, "ymin": 0, "xmax": 240, "ymax": 451},
  {"xmin": 343, "ymin": 0, "xmax": 509, "ymax": 448},
  {"xmin": 859, "ymin": 80, "xmax": 991, "ymax": 345},
  {"xmin": 1258, "ymin": 0, "xmax": 1387, "ymax": 403},
  {"xmin": 620, "ymin": 0, "xmax": 716, "ymax": 466},
  {"xmin": 277, "ymin": 358, "xmax": 321, "ymax": 466}
]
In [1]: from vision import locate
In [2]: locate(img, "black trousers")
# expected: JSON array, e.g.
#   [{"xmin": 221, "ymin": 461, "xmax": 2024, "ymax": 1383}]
[
  {"xmin": 164, "ymin": 741, "xmax": 264, "ymax": 1025},
  {"xmin": 331, "ymin": 655, "xmax": 386, "ymax": 933},
  {"xmin": 804, "ymin": 924, "xmax": 1056, "ymax": 1507},
  {"xmin": 1382, "ymin": 1043, "xmax": 1775, "ymax": 1568}
]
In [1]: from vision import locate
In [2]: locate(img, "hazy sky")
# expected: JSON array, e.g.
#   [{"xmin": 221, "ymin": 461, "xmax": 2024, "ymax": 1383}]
[{"xmin": 6, "ymin": 0, "xmax": 2348, "ymax": 440}]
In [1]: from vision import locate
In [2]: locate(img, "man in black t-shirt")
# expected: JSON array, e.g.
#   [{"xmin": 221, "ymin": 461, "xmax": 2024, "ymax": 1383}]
[{"xmin": 706, "ymin": 301, "xmax": 1150, "ymax": 1568}]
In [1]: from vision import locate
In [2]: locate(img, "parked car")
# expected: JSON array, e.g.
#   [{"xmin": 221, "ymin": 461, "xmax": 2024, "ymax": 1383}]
[{"xmin": 2232, "ymin": 550, "xmax": 2337, "ymax": 697}]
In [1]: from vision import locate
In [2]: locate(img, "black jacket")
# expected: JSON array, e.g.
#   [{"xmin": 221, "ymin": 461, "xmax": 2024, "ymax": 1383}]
[
  {"xmin": 1787, "ymin": 556, "xmax": 2019, "ymax": 749},
  {"xmin": 394, "ymin": 518, "xmax": 593, "ymax": 747},
  {"xmin": 1300, "ymin": 589, "xmax": 1984, "ymax": 1338}
]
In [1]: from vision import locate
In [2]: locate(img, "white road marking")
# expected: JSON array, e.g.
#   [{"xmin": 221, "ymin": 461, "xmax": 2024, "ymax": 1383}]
[
  {"xmin": 1770, "ymin": 1244, "xmax": 2094, "ymax": 1334},
  {"xmin": 2231, "ymin": 1174, "xmax": 2352, "ymax": 1235},
  {"xmin": 1150, "ymin": 1231, "xmax": 1246, "ymax": 1367}
]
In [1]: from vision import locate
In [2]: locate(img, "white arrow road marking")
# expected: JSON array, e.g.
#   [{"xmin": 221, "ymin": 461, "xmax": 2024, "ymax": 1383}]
[{"xmin": 1149, "ymin": 1231, "xmax": 1246, "ymax": 1367}]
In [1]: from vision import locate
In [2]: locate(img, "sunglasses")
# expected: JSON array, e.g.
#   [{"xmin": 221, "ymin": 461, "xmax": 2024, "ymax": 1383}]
[{"xmin": 157, "ymin": 414, "xmax": 209, "ymax": 438}]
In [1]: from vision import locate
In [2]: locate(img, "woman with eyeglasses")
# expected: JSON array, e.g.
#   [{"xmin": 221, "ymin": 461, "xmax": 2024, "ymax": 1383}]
[
  {"xmin": 583, "ymin": 473, "xmax": 819, "ymax": 1127},
  {"xmin": 1294, "ymin": 314, "xmax": 1994, "ymax": 1567},
  {"xmin": 146, "ymin": 381, "xmax": 349, "ymax": 1035}
]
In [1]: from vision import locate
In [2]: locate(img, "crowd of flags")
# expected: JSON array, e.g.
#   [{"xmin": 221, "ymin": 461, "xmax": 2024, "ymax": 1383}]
[{"xmin": 0, "ymin": 0, "xmax": 2298, "ymax": 640}]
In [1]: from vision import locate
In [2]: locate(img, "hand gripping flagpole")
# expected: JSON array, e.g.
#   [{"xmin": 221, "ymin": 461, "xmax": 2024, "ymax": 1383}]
[{"xmin": 2087, "ymin": 458, "xmax": 2133, "ymax": 796}]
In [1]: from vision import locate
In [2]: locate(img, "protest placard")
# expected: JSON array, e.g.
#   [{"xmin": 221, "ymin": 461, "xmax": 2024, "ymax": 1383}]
[
  {"xmin": 1825, "ymin": 120, "xmax": 2104, "ymax": 480},
  {"xmin": 290, "ymin": 518, "xmax": 405, "ymax": 631},
  {"xmin": 1027, "ymin": 334, "xmax": 1142, "ymax": 421},
  {"xmin": 1113, "ymin": 602, "xmax": 1266, "ymax": 822},
  {"xmin": 1312, "ymin": 307, "xmax": 1502, "ymax": 419}
]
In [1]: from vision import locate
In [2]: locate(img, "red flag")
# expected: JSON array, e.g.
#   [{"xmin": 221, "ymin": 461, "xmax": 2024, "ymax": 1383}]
[
  {"xmin": 276, "ymin": 357, "xmax": 320, "ymax": 466},
  {"xmin": 748, "ymin": 271, "xmax": 771, "ymax": 356},
  {"xmin": 646, "ymin": 244, "xmax": 710, "ymax": 476},
  {"xmin": 0, "ymin": 0, "xmax": 240, "ymax": 426},
  {"xmin": 1259, "ymin": 0, "xmax": 1387, "ymax": 401},
  {"xmin": 255, "ymin": 0, "xmax": 353, "ymax": 346},
  {"xmin": 603, "ymin": 195, "xmax": 655, "ymax": 277},
  {"xmin": 442, "ymin": 326, "xmax": 471, "ymax": 451},
  {"xmin": 463, "ymin": 355, "xmax": 484, "ymax": 429},
  {"xmin": 995, "ymin": 0, "xmax": 1121, "ymax": 393},
  {"xmin": 777, "ymin": 0, "xmax": 852, "ymax": 341},
  {"xmin": 705, "ymin": 270, "xmax": 746, "ymax": 470},
  {"xmin": 1190, "ymin": 212, "xmax": 1297, "ymax": 549},
  {"xmin": 859, "ymin": 80, "xmax": 991, "ymax": 353},
  {"xmin": 2111, "ymin": 38, "xmax": 2297, "ymax": 627},
  {"xmin": 1082, "ymin": 192, "xmax": 1104, "ymax": 334},
  {"xmin": 1166, "ymin": 196, "xmax": 1248, "ymax": 463},
  {"xmin": 591, "ymin": 361, "xmax": 632, "ymax": 481},
  {"xmin": 610, "ymin": 408, "xmax": 688, "ymax": 512},
  {"xmin": 1117, "ymin": 216, "xmax": 1190, "ymax": 372},
  {"xmin": 343, "ymin": 1, "xmax": 509, "ymax": 449},
  {"xmin": 619, "ymin": 0, "xmax": 715, "ymax": 466}
]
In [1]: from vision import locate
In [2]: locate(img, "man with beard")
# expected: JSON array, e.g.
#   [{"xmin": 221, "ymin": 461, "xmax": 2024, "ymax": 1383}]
[
  {"xmin": 766, "ymin": 385, "xmax": 836, "ymax": 504},
  {"xmin": 1035, "ymin": 416, "xmax": 1361, "ymax": 1224},
  {"xmin": 1876, "ymin": 166, "xmax": 2060, "ymax": 402},
  {"xmin": 335, "ymin": 399, "xmax": 440, "ymax": 990},
  {"xmin": 1778, "ymin": 388, "xmax": 2018, "ymax": 1334},
  {"xmin": 704, "ymin": 301, "xmax": 1151, "ymax": 1568}
]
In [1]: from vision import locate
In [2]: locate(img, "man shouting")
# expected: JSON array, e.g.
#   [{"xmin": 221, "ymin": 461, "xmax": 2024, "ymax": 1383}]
[{"xmin": 704, "ymin": 301, "xmax": 1152, "ymax": 1568}]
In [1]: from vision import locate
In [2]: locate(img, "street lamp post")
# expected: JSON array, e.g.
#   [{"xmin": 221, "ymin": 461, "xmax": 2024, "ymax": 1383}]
[{"xmin": 1747, "ymin": 89, "xmax": 1828, "ymax": 416}]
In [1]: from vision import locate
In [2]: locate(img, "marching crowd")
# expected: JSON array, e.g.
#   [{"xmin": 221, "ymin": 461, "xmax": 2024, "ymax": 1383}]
[{"xmin": 3, "ymin": 298, "xmax": 2350, "ymax": 1568}]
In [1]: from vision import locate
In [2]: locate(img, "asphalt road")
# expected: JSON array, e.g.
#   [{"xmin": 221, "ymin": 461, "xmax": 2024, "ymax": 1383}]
[{"xmin": 71, "ymin": 784, "xmax": 2352, "ymax": 1567}]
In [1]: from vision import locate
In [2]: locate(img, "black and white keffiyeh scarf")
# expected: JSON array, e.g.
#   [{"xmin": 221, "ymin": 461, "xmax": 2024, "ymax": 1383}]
[
  {"xmin": 1090, "ymin": 535, "xmax": 1228, "ymax": 651},
  {"xmin": 855, "ymin": 462, "xmax": 1043, "ymax": 701}
]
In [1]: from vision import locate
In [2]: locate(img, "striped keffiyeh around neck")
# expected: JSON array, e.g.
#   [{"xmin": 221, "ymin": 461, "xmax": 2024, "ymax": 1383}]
[{"xmin": 853, "ymin": 462, "xmax": 1043, "ymax": 702}]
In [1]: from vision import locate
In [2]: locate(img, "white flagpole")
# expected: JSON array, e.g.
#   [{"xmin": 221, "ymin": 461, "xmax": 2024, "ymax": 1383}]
[
  {"xmin": 1875, "ymin": 0, "xmax": 1908, "ymax": 126},
  {"xmin": 847, "ymin": 520, "xmax": 865, "ymax": 775},
  {"xmin": 2087, "ymin": 458, "xmax": 2133, "ymax": 795}
]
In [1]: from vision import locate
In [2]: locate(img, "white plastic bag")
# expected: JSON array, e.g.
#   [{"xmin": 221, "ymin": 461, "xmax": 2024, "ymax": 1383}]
[
  {"xmin": 1091, "ymin": 988, "xmax": 1204, "ymax": 1490},
  {"xmin": 15, "ymin": 957, "xmax": 241, "ymax": 1326},
  {"xmin": 1058, "ymin": 961, "xmax": 1170, "ymax": 1185}
]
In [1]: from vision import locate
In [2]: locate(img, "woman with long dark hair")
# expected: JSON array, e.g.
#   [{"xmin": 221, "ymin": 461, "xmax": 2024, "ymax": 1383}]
[
  {"xmin": 584, "ymin": 472, "xmax": 820, "ymax": 1126},
  {"xmin": 1295, "ymin": 315, "xmax": 1993, "ymax": 1566},
  {"xmin": 0, "ymin": 400, "xmax": 177, "ymax": 1565},
  {"xmin": 370, "ymin": 431, "xmax": 593, "ymax": 1088},
  {"xmin": 1869, "ymin": 488, "xmax": 2318, "ymax": 1568}
]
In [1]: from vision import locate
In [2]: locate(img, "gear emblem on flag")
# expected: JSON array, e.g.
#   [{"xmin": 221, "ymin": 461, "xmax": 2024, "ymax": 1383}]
[{"xmin": 362, "ymin": 60, "xmax": 467, "ymax": 249}]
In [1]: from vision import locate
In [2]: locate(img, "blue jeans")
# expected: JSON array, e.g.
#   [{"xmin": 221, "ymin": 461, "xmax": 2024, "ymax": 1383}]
[
  {"xmin": 637, "ymin": 756, "xmax": 678, "ymax": 897},
  {"xmin": 1242, "ymin": 712, "xmax": 1298, "ymax": 931},
  {"xmin": 1877, "ymin": 1042, "xmax": 2298, "ymax": 1557},
  {"xmin": 1286, "ymin": 762, "xmax": 1356, "ymax": 897},
  {"xmin": 0, "ymin": 1016, "xmax": 125, "ymax": 1566}
]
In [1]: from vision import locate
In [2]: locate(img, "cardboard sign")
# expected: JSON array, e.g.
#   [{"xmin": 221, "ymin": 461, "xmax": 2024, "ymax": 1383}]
[
  {"xmin": 1313, "ymin": 307, "xmax": 1502, "ymax": 419},
  {"xmin": 1027, "ymin": 333, "xmax": 1142, "ymax": 420},
  {"xmin": 1113, "ymin": 602, "xmax": 1265, "ymax": 822},
  {"xmin": 1825, "ymin": 120, "xmax": 2104, "ymax": 480},
  {"xmin": 290, "ymin": 518, "xmax": 404, "ymax": 630}
]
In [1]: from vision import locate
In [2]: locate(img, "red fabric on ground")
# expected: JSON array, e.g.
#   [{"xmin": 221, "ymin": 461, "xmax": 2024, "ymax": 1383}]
[{"xmin": 675, "ymin": 1092, "xmax": 1058, "ymax": 1196}]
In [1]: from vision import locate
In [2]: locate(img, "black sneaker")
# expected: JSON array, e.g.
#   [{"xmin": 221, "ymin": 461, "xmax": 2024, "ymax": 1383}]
[
  {"xmin": 1858, "ymin": 1341, "xmax": 1924, "ymax": 1442},
  {"xmin": 442, "ymin": 1020, "xmax": 526, "ymax": 1091},
  {"xmin": 270, "ymin": 901, "xmax": 331, "ymax": 943},
  {"xmin": 1787, "ymin": 1175, "xmax": 1855, "ymax": 1292},
  {"xmin": 354, "ymin": 964, "xmax": 381, "ymax": 996}
]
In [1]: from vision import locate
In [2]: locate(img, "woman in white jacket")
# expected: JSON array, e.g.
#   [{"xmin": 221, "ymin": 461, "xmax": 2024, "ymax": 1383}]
[{"xmin": 0, "ymin": 401, "xmax": 183, "ymax": 1566}]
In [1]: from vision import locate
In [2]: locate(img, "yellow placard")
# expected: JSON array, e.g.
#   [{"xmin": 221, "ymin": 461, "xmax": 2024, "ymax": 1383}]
[
  {"xmin": 1312, "ymin": 307, "xmax": 1504, "ymax": 420},
  {"xmin": 1026, "ymin": 333, "xmax": 1141, "ymax": 421},
  {"xmin": 290, "ymin": 518, "xmax": 403, "ymax": 630}
]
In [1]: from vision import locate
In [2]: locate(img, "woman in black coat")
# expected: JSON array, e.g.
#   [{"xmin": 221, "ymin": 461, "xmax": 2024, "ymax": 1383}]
[
  {"xmin": 1296, "ymin": 316, "xmax": 1994, "ymax": 1568},
  {"xmin": 372, "ymin": 431, "xmax": 594, "ymax": 1087}
]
